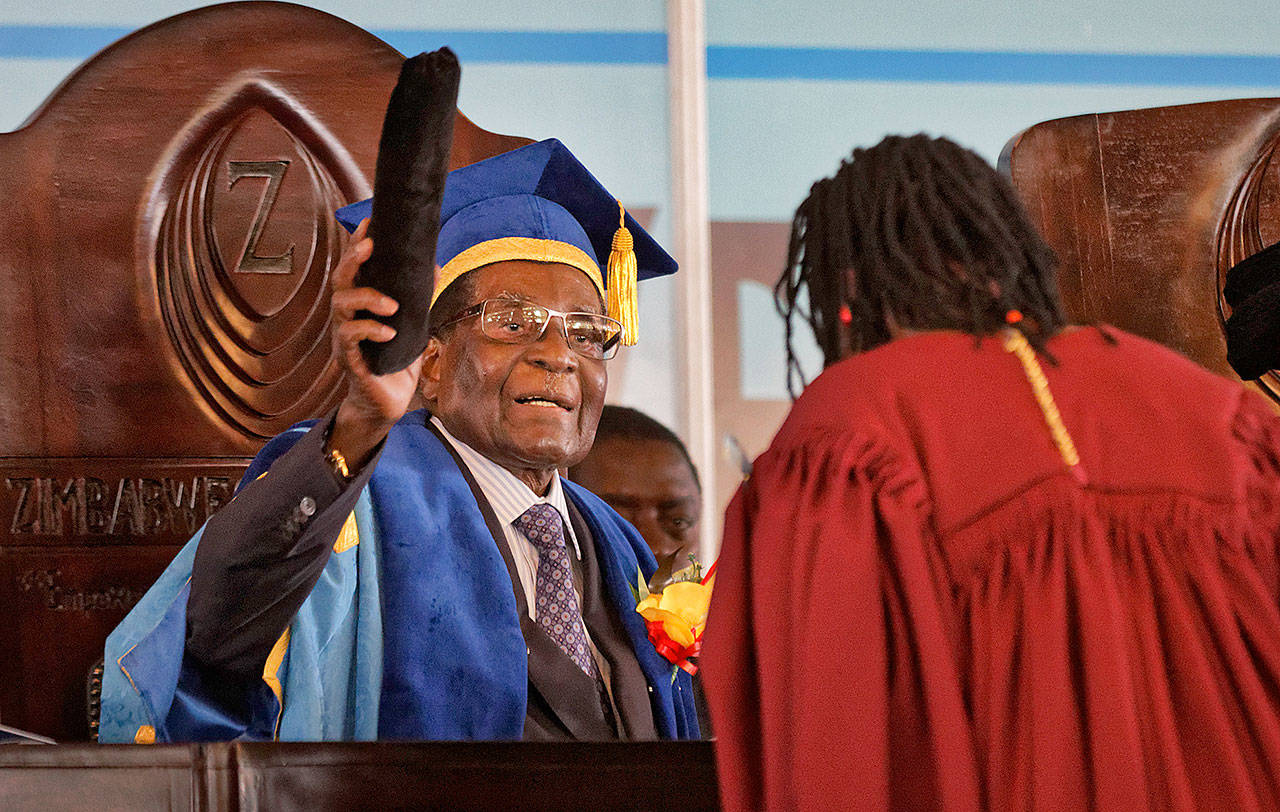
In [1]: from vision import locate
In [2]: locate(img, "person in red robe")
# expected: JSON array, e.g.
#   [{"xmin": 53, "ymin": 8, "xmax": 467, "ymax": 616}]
[{"xmin": 702, "ymin": 134, "xmax": 1280, "ymax": 811}]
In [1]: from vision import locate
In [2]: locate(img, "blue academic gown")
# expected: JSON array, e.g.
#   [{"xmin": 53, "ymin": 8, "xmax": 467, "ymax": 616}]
[{"xmin": 99, "ymin": 411, "xmax": 699, "ymax": 743}]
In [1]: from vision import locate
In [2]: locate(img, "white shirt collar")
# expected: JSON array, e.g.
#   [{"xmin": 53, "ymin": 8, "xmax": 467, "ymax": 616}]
[{"xmin": 429, "ymin": 415, "xmax": 581, "ymax": 557}]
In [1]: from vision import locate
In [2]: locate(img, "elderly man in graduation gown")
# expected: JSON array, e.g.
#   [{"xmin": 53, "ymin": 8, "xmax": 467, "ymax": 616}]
[{"xmin": 100, "ymin": 139, "xmax": 699, "ymax": 743}]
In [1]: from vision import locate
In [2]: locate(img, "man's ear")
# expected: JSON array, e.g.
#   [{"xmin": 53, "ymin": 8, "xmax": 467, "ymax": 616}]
[{"xmin": 417, "ymin": 335, "xmax": 445, "ymax": 405}]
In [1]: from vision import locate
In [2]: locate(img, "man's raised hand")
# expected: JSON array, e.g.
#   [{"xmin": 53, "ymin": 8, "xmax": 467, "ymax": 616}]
[{"xmin": 328, "ymin": 217, "xmax": 425, "ymax": 471}]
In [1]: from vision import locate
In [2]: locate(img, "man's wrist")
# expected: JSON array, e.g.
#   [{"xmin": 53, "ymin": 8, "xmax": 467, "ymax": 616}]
[{"xmin": 329, "ymin": 402, "xmax": 395, "ymax": 476}]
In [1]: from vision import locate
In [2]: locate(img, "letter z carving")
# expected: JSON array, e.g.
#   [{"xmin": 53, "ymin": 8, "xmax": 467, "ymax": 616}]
[
  {"xmin": 7, "ymin": 477, "xmax": 34, "ymax": 533},
  {"xmin": 228, "ymin": 160, "xmax": 294, "ymax": 274}
]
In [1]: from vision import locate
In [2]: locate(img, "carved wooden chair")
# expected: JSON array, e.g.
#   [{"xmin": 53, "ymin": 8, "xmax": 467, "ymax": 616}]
[
  {"xmin": 1002, "ymin": 97, "xmax": 1280, "ymax": 400},
  {"xmin": 0, "ymin": 2, "xmax": 529, "ymax": 740}
]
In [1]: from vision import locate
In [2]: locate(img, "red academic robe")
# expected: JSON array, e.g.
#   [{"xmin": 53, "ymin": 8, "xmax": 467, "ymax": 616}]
[{"xmin": 704, "ymin": 327, "xmax": 1280, "ymax": 811}]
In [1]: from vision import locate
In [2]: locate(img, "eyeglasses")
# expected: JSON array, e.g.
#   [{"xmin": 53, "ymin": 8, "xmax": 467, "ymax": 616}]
[{"xmin": 438, "ymin": 298, "xmax": 624, "ymax": 360}]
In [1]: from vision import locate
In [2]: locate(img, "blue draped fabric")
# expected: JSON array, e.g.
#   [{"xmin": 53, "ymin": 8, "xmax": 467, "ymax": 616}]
[{"xmin": 100, "ymin": 411, "xmax": 697, "ymax": 742}]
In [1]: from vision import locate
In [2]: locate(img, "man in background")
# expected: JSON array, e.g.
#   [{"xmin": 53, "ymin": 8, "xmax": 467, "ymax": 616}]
[
  {"xmin": 570, "ymin": 405, "xmax": 701, "ymax": 590},
  {"xmin": 570, "ymin": 404, "xmax": 711, "ymax": 735}
]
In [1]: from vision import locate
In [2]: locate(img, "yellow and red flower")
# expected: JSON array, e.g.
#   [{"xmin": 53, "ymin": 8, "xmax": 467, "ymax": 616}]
[{"xmin": 635, "ymin": 563, "xmax": 715, "ymax": 675}]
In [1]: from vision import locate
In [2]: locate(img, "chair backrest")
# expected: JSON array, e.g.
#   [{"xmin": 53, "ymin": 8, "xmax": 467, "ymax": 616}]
[
  {"xmin": 0, "ymin": 1, "xmax": 530, "ymax": 740},
  {"xmin": 1002, "ymin": 97, "xmax": 1280, "ymax": 399}
]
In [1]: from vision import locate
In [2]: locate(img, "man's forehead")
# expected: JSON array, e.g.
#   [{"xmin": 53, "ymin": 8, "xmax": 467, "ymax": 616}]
[
  {"xmin": 466, "ymin": 261, "xmax": 605, "ymax": 313},
  {"xmin": 486, "ymin": 288, "xmax": 602, "ymax": 313},
  {"xmin": 587, "ymin": 439, "xmax": 698, "ymax": 488}
]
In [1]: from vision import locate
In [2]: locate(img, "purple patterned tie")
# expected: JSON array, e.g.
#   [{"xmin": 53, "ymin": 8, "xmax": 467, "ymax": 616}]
[{"xmin": 514, "ymin": 503, "xmax": 598, "ymax": 677}]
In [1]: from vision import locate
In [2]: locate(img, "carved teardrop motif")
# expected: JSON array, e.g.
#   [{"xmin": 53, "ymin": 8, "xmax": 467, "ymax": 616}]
[{"xmin": 148, "ymin": 82, "xmax": 361, "ymax": 438}]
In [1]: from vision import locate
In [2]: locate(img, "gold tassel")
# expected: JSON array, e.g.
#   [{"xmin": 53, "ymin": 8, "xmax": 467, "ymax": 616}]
[{"xmin": 607, "ymin": 200, "xmax": 639, "ymax": 345}]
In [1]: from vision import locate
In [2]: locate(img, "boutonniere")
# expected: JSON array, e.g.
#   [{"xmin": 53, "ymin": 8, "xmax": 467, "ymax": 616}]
[{"xmin": 633, "ymin": 557, "xmax": 716, "ymax": 676}]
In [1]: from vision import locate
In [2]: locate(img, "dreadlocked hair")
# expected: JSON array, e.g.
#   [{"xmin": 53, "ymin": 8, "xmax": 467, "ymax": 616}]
[{"xmin": 775, "ymin": 133, "xmax": 1069, "ymax": 398}]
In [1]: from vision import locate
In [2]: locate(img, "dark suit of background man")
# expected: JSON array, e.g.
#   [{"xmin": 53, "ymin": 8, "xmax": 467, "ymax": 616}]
[{"xmin": 101, "ymin": 139, "xmax": 699, "ymax": 743}]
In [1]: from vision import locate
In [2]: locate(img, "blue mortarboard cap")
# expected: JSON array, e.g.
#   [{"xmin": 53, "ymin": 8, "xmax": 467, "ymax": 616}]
[{"xmin": 336, "ymin": 138, "xmax": 676, "ymax": 344}]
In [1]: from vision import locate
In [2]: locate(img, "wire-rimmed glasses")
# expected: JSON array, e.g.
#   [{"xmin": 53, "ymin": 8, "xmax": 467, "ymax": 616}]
[{"xmin": 437, "ymin": 298, "xmax": 624, "ymax": 360}]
